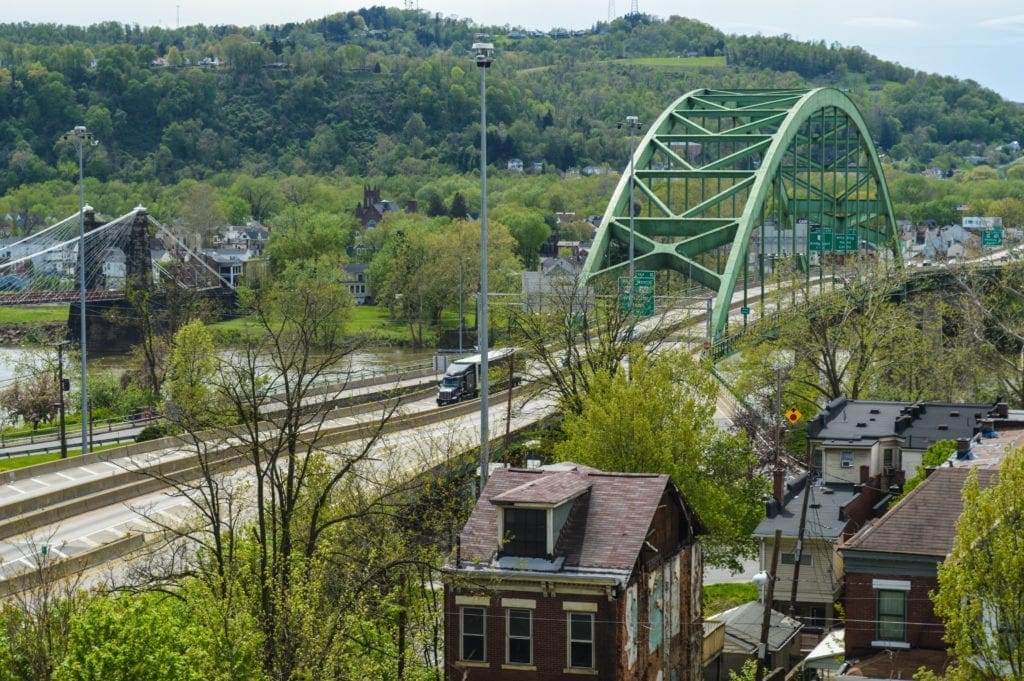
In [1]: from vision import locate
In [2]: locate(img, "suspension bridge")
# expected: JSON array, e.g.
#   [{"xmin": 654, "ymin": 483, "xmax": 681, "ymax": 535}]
[
  {"xmin": 582, "ymin": 87, "xmax": 899, "ymax": 340},
  {"xmin": 0, "ymin": 206, "xmax": 232, "ymax": 307}
]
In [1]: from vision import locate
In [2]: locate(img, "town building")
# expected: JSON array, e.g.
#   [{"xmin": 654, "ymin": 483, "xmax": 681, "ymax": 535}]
[
  {"xmin": 839, "ymin": 467, "xmax": 997, "ymax": 677},
  {"xmin": 342, "ymin": 262, "xmax": 374, "ymax": 305},
  {"xmin": 706, "ymin": 602, "xmax": 803, "ymax": 679},
  {"xmin": 753, "ymin": 471, "xmax": 855, "ymax": 632},
  {"xmin": 443, "ymin": 462, "xmax": 705, "ymax": 680},
  {"xmin": 354, "ymin": 185, "xmax": 402, "ymax": 228}
]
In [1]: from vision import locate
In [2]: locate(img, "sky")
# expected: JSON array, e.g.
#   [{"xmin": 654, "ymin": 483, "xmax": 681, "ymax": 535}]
[{"xmin": 3, "ymin": 0, "xmax": 1023, "ymax": 102}]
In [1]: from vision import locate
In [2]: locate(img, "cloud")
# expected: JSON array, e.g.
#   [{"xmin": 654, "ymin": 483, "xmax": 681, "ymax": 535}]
[
  {"xmin": 844, "ymin": 17, "xmax": 921, "ymax": 30},
  {"xmin": 979, "ymin": 14, "xmax": 1024, "ymax": 32}
]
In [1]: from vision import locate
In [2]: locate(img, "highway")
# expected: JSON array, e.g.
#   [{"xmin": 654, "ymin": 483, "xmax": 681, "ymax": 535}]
[
  {"xmin": 0, "ymin": 274, "xmax": 858, "ymax": 593},
  {"xmin": 0, "ymin": 365, "xmax": 556, "ymax": 592}
]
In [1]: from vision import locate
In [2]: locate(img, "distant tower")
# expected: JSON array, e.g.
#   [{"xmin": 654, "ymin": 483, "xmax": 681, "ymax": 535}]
[
  {"xmin": 608, "ymin": 0, "xmax": 615, "ymax": 22},
  {"xmin": 630, "ymin": 0, "xmax": 639, "ymax": 15}
]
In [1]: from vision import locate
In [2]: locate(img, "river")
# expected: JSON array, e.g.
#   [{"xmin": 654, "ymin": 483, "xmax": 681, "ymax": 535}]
[{"xmin": 0, "ymin": 345, "xmax": 440, "ymax": 392}]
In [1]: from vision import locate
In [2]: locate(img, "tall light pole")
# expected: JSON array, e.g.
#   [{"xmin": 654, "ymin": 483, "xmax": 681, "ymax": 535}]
[
  {"xmin": 473, "ymin": 42, "xmax": 494, "ymax": 490},
  {"xmin": 617, "ymin": 115, "xmax": 642, "ymax": 284},
  {"xmin": 62, "ymin": 125, "xmax": 94, "ymax": 454}
]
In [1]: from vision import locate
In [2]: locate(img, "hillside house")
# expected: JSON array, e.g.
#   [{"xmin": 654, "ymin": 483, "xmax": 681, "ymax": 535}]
[
  {"xmin": 443, "ymin": 462, "xmax": 706, "ymax": 680},
  {"xmin": 839, "ymin": 467, "xmax": 998, "ymax": 677}
]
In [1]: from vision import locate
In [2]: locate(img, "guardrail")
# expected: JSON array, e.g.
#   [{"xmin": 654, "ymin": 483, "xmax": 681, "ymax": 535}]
[{"xmin": 0, "ymin": 381, "xmax": 536, "ymax": 596}]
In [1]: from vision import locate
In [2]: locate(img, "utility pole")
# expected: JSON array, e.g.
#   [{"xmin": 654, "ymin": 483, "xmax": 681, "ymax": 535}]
[
  {"xmin": 756, "ymin": 529, "xmax": 783, "ymax": 681},
  {"xmin": 789, "ymin": 448, "xmax": 813, "ymax": 617},
  {"xmin": 54, "ymin": 341, "xmax": 69, "ymax": 459}
]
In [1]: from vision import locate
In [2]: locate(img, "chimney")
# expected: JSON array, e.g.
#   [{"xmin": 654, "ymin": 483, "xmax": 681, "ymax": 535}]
[
  {"xmin": 773, "ymin": 468, "xmax": 786, "ymax": 506},
  {"xmin": 995, "ymin": 402, "xmax": 1009, "ymax": 419}
]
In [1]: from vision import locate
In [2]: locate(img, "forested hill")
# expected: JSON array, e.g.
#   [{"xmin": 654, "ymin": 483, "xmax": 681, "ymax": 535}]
[{"xmin": 0, "ymin": 9, "xmax": 1020, "ymax": 196}]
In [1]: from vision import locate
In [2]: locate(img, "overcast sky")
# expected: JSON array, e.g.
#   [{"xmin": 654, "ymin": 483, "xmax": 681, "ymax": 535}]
[{"xmin": 4, "ymin": 1, "xmax": 1022, "ymax": 102}]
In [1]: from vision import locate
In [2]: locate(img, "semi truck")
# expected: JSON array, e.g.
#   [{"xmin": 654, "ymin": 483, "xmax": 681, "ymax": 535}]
[{"xmin": 436, "ymin": 347, "xmax": 515, "ymax": 407}]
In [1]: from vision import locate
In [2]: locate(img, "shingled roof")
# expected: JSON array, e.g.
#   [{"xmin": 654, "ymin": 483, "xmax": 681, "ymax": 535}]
[
  {"xmin": 457, "ymin": 463, "xmax": 691, "ymax": 577},
  {"xmin": 842, "ymin": 466, "xmax": 998, "ymax": 558}
]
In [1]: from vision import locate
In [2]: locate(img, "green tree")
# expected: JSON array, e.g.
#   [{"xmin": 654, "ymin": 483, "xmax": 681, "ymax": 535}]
[
  {"xmin": 449, "ymin": 191, "xmax": 468, "ymax": 220},
  {"xmin": 264, "ymin": 206, "xmax": 353, "ymax": 273},
  {"xmin": 492, "ymin": 205, "xmax": 550, "ymax": 270},
  {"xmin": 162, "ymin": 320, "xmax": 220, "ymax": 429},
  {"xmin": 933, "ymin": 450, "xmax": 1024, "ymax": 680},
  {"xmin": 554, "ymin": 348, "xmax": 766, "ymax": 569}
]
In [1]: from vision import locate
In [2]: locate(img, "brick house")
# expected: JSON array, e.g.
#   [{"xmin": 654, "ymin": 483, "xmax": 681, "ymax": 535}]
[
  {"xmin": 354, "ymin": 185, "xmax": 401, "ymax": 227},
  {"xmin": 839, "ymin": 466, "xmax": 997, "ymax": 668},
  {"xmin": 443, "ymin": 462, "xmax": 706, "ymax": 681}
]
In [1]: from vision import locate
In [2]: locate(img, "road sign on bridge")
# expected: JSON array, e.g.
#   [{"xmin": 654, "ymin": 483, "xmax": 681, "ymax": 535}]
[{"xmin": 982, "ymin": 228, "xmax": 1003, "ymax": 247}]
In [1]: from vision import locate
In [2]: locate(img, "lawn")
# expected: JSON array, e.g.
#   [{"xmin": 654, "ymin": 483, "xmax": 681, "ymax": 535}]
[
  {"xmin": 704, "ymin": 582, "xmax": 759, "ymax": 616},
  {"xmin": 0, "ymin": 305, "xmax": 69, "ymax": 324},
  {"xmin": 208, "ymin": 304, "xmax": 415, "ymax": 346},
  {"xmin": 0, "ymin": 440, "xmax": 128, "ymax": 472},
  {"xmin": 628, "ymin": 56, "xmax": 727, "ymax": 68}
]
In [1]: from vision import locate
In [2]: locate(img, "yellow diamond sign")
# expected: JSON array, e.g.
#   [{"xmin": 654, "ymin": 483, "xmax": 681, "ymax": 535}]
[{"xmin": 785, "ymin": 407, "xmax": 802, "ymax": 425}]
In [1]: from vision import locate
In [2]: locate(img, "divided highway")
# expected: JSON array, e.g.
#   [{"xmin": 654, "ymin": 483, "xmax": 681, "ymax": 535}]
[{"xmin": 0, "ymin": 366, "xmax": 554, "ymax": 593}]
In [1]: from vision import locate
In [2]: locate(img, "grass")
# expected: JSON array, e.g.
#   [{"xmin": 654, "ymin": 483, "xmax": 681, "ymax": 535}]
[
  {"xmin": 627, "ymin": 56, "xmax": 727, "ymax": 68},
  {"xmin": 0, "ymin": 305, "xmax": 68, "ymax": 324},
  {"xmin": 704, "ymin": 582, "xmax": 759, "ymax": 616},
  {"xmin": 0, "ymin": 442, "xmax": 126, "ymax": 472},
  {"xmin": 208, "ymin": 305, "xmax": 416, "ymax": 346}
]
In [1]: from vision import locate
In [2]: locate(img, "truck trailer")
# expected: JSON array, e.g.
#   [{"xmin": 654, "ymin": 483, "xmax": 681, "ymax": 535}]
[{"xmin": 436, "ymin": 347, "xmax": 515, "ymax": 406}]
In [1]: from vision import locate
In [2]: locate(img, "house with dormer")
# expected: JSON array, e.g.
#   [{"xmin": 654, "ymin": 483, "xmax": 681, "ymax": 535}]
[{"xmin": 443, "ymin": 462, "xmax": 706, "ymax": 681}]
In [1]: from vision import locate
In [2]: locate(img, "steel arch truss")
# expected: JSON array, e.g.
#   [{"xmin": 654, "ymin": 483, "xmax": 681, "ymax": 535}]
[{"xmin": 581, "ymin": 88, "xmax": 899, "ymax": 339}]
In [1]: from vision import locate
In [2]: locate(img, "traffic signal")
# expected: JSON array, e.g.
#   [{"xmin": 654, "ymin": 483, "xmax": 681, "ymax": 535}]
[{"xmin": 62, "ymin": 378, "xmax": 70, "ymax": 391}]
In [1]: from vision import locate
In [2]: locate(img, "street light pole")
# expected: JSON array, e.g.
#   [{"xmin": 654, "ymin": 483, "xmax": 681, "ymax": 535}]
[
  {"xmin": 474, "ymin": 42, "xmax": 494, "ymax": 491},
  {"xmin": 62, "ymin": 125, "xmax": 94, "ymax": 454}
]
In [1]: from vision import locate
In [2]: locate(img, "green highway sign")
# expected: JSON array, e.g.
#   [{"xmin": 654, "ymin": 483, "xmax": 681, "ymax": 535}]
[
  {"xmin": 634, "ymin": 270, "xmax": 655, "ymax": 317},
  {"xmin": 982, "ymin": 228, "xmax": 1003, "ymax": 247},
  {"xmin": 834, "ymin": 231, "xmax": 858, "ymax": 251},
  {"xmin": 809, "ymin": 228, "xmax": 833, "ymax": 251},
  {"xmin": 619, "ymin": 270, "xmax": 656, "ymax": 317}
]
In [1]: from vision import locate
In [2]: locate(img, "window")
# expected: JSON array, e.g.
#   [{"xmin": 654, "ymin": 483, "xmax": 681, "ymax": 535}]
[
  {"xmin": 841, "ymin": 451, "xmax": 854, "ymax": 468},
  {"xmin": 877, "ymin": 590, "xmax": 907, "ymax": 641},
  {"xmin": 502, "ymin": 508, "xmax": 547, "ymax": 556},
  {"xmin": 883, "ymin": 448, "xmax": 894, "ymax": 468},
  {"xmin": 507, "ymin": 609, "xmax": 532, "ymax": 665},
  {"xmin": 461, "ymin": 607, "xmax": 485, "ymax": 662},
  {"xmin": 780, "ymin": 552, "xmax": 813, "ymax": 566},
  {"xmin": 568, "ymin": 612, "xmax": 595, "ymax": 669}
]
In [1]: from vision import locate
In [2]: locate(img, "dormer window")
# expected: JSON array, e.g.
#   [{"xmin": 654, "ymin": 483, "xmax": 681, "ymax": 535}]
[
  {"xmin": 502, "ymin": 507, "xmax": 547, "ymax": 556},
  {"xmin": 491, "ymin": 469, "xmax": 593, "ymax": 559}
]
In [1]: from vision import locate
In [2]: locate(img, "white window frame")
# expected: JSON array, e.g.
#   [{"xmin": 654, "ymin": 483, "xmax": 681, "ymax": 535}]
[
  {"xmin": 506, "ymin": 608, "xmax": 533, "ymax": 665},
  {"xmin": 460, "ymin": 606, "xmax": 486, "ymax": 662},
  {"xmin": 780, "ymin": 551, "xmax": 813, "ymax": 567},
  {"xmin": 567, "ymin": 611, "xmax": 595, "ymax": 669},
  {"xmin": 840, "ymin": 451, "xmax": 854, "ymax": 468}
]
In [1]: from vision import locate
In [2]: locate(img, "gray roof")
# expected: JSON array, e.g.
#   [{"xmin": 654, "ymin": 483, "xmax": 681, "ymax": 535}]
[
  {"xmin": 708, "ymin": 601, "xmax": 802, "ymax": 654},
  {"xmin": 807, "ymin": 398, "xmax": 992, "ymax": 451},
  {"xmin": 754, "ymin": 479, "xmax": 857, "ymax": 540}
]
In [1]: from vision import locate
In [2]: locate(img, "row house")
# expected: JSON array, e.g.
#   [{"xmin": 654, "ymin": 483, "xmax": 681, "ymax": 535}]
[{"xmin": 444, "ymin": 462, "xmax": 706, "ymax": 680}]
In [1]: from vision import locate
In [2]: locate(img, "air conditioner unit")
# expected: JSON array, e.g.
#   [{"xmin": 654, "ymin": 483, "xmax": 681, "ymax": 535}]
[
  {"xmin": 840, "ymin": 460, "xmax": 853, "ymax": 469},
  {"xmin": 883, "ymin": 466, "xmax": 896, "ymax": 476}
]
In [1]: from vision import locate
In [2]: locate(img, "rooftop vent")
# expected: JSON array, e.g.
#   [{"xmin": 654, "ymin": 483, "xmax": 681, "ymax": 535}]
[
  {"xmin": 950, "ymin": 411, "xmax": 960, "ymax": 417},
  {"xmin": 869, "ymin": 408, "xmax": 880, "ymax": 414},
  {"xmin": 938, "ymin": 424, "xmax": 949, "ymax": 430},
  {"xmin": 856, "ymin": 422, "xmax": 867, "ymax": 428}
]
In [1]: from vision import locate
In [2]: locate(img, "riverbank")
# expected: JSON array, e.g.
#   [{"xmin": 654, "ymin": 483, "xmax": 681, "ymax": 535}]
[{"xmin": 0, "ymin": 322, "xmax": 66, "ymax": 346}]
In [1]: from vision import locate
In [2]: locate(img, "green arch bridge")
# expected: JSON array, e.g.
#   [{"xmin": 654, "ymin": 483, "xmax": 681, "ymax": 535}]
[{"xmin": 580, "ymin": 87, "xmax": 900, "ymax": 340}]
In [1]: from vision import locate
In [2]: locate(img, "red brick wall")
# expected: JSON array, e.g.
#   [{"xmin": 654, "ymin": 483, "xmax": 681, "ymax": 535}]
[
  {"xmin": 444, "ymin": 586, "xmax": 617, "ymax": 681},
  {"xmin": 844, "ymin": 572, "xmax": 945, "ymax": 657}
]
